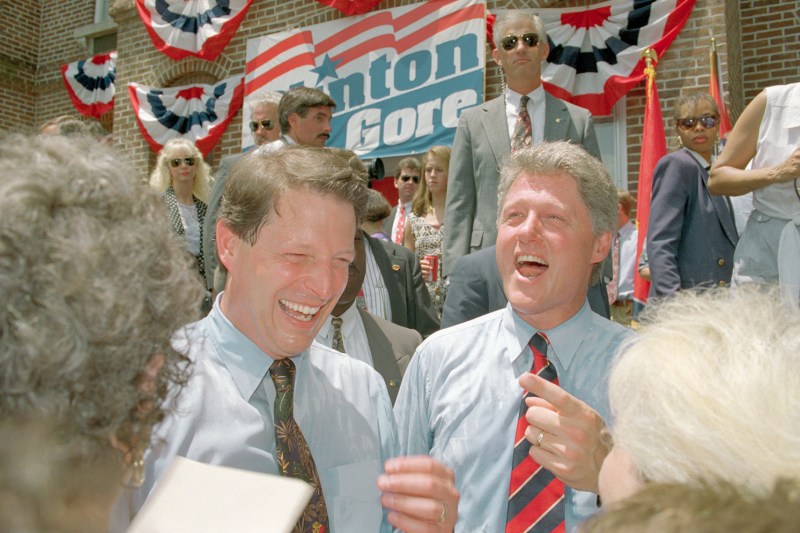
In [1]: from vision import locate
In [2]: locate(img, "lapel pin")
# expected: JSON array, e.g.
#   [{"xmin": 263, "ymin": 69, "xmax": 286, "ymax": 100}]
[{"xmin": 392, "ymin": 264, "xmax": 401, "ymax": 271}]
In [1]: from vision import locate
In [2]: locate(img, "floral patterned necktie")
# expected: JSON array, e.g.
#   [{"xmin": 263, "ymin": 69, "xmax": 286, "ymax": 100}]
[
  {"xmin": 269, "ymin": 358, "xmax": 329, "ymax": 533},
  {"xmin": 511, "ymin": 95, "xmax": 532, "ymax": 152},
  {"xmin": 331, "ymin": 316, "xmax": 346, "ymax": 353}
]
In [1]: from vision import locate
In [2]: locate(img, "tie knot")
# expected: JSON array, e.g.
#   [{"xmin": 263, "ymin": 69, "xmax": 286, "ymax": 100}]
[
  {"xmin": 269, "ymin": 358, "xmax": 296, "ymax": 391},
  {"xmin": 519, "ymin": 95, "xmax": 530, "ymax": 108},
  {"xmin": 331, "ymin": 316, "xmax": 343, "ymax": 328}
]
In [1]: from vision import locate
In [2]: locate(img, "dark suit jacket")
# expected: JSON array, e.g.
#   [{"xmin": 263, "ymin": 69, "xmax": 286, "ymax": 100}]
[
  {"xmin": 202, "ymin": 153, "xmax": 242, "ymax": 292},
  {"xmin": 365, "ymin": 233, "xmax": 440, "ymax": 337},
  {"xmin": 647, "ymin": 148, "xmax": 738, "ymax": 297},
  {"xmin": 382, "ymin": 204, "xmax": 399, "ymax": 237},
  {"xmin": 441, "ymin": 245, "xmax": 610, "ymax": 328},
  {"xmin": 443, "ymin": 92, "xmax": 601, "ymax": 277},
  {"xmin": 359, "ymin": 308, "xmax": 421, "ymax": 404}
]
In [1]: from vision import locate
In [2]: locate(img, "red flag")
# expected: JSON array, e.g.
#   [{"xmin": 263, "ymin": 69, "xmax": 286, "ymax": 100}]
[
  {"xmin": 709, "ymin": 37, "xmax": 732, "ymax": 138},
  {"xmin": 633, "ymin": 50, "xmax": 666, "ymax": 311}
]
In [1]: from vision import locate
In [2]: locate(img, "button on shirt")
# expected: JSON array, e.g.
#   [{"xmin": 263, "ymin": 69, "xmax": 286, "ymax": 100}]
[
  {"xmin": 117, "ymin": 295, "xmax": 398, "ymax": 533},
  {"xmin": 504, "ymin": 86, "xmax": 546, "ymax": 146},
  {"xmin": 394, "ymin": 302, "xmax": 632, "ymax": 532}
]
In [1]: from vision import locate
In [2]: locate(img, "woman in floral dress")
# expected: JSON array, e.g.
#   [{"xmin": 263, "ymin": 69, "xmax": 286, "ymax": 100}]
[{"xmin": 404, "ymin": 146, "xmax": 450, "ymax": 318}]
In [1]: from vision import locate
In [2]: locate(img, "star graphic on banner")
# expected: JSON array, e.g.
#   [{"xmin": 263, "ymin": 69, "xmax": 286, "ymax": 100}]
[{"xmin": 311, "ymin": 54, "xmax": 342, "ymax": 85}]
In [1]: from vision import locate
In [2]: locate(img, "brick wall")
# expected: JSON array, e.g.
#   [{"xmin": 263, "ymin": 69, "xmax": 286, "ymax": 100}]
[
  {"xmin": 36, "ymin": 0, "xmax": 97, "ymax": 131},
  {"xmin": 0, "ymin": 0, "xmax": 40, "ymax": 133},
  {"xmin": 740, "ymin": 0, "xmax": 800, "ymax": 104}
]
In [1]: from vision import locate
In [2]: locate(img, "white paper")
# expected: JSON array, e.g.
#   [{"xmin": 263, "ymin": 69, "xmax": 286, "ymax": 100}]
[{"xmin": 127, "ymin": 457, "xmax": 313, "ymax": 533}]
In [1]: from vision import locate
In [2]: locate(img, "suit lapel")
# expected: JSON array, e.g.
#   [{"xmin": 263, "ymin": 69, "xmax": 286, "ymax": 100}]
[
  {"xmin": 699, "ymin": 159, "xmax": 739, "ymax": 246},
  {"xmin": 543, "ymin": 92, "xmax": 571, "ymax": 141},
  {"xmin": 359, "ymin": 308, "xmax": 403, "ymax": 403},
  {"xmin": 480, "ymin": 96, "xmax": 511, "ymax": 171},
  {"xmin": 366, "ymin": 235, "xmax": 405, "ymax": 323}
]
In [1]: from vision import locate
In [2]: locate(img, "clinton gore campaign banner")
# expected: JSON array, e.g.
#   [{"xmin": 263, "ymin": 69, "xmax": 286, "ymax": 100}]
[{"xmin": 243, "ymin": 0, "xmax": 485, "ymax": 157}]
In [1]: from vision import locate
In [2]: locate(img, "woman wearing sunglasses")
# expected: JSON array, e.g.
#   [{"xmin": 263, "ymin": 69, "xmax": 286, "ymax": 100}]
[
  {"xmin": 404, "ymin": 146, "xmax": 450, "ymax": 319},
  {"xmin": 150, "ymin": 138, "xmax": 212, "ymax": 295},
  {"xmin": 646, "ymin": 93, "xmax": 739, "ymax": 298},
  {"xmin": 709, "ymin": 82, "xmax": 800, "ymax": 303}
]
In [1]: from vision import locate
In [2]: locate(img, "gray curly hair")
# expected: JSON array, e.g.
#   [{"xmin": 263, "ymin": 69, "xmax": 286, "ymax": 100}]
[{"xmin": 0, "ymin": 134, "xmax": 203, "ymax": 472}]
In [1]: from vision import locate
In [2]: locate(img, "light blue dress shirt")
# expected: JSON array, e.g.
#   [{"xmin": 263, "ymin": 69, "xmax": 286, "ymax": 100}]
[
  {"xmin": 394, "ymin": 302, "xmax": 632, "ymax": 532},
  {"xmin": 115, "ymin": 297, "xmax": 398, "ymax": 533}
]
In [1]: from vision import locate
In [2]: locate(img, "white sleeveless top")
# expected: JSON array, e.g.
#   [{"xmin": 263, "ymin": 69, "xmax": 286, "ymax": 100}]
[{"xmin": 752, "ymin": 83, "xmax": 800, "ymax": 218}]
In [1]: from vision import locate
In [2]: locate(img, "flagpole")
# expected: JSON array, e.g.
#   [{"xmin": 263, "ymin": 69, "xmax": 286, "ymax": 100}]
[
  {"xmin": 709, "ymin": 36, "xmax": 733, "ymax": 140},
  {"xmin": 632, "ymin": 48, "xmax": 666, "ymax": 322}
]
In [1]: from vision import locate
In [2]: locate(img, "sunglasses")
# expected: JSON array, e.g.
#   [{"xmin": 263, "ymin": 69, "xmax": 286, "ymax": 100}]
[
  {"xmin": 500, "ymin": 33, "xmax": 540, "ymax": 51},
  {"xmin": 676, "ymin": 115, "xmax": 720, "ymax": 131},
  {"xmin": 169, "ymin": 157, "xmax": 196, "ymax": 168},
  {"xmin": 399, "ymin": 175, "xmax": 420, "ymax": 184},
  {"xmin": 249, "ymin": 119, "xmax": 274, "ymax": 132}
]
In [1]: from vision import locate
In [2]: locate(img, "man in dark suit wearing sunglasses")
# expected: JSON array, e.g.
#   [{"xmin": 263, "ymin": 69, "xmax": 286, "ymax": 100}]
[{"xmin": 443, "ymin": 11, "xmax": 602, "ymax": 281}]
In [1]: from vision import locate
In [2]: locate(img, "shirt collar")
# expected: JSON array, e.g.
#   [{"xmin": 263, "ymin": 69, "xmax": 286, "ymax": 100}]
[
  {"xmin": 684, "ymin": 147, "xmax": 712, "ymax": 168},
  {"xmin": 208, "ymin": 292, "xmax": 306, "ymax": 401},
  {"xmin": 504, "ymin": 300, "xmax": 594, "ymax": 372},
  {"xmin": 504, "ymin": 85, "xmax": 545, "ymax": 109},
  {"xmin": 321, "ymin": 304, "xmax": 360, "ymax": 337}
]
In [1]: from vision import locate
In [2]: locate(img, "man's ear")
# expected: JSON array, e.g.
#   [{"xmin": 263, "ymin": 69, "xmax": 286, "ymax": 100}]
[
  {"xmin": 591, "ymin": 231, "xmax": 612, "ymax": 265},
  {"xmin": 216, "ymin": 220, "xmax": 240, "ymax": 272},
  {"xmin": 492, "ymin": 47, "xmax": 502, "ymax": 68}
]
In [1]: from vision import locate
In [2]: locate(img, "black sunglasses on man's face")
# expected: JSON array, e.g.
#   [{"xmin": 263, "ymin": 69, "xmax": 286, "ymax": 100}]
[{"xmin": 500, "ymin": 33, "xmax": 539, "ymax": 51}]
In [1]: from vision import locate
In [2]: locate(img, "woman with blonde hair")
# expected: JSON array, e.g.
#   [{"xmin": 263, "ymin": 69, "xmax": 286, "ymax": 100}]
[
  {"xmin": 404, "ymin": 145, "xmax": 450, "ymax": 317},
  {"xmin": 150, "ymin": 138, "xmax": 212, "ymax": 290}
]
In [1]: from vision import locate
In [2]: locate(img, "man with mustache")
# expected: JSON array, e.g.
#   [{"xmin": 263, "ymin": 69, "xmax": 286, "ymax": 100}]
[{"xmin": 259, "ymin": 86, "xmax": 336, "ymax": 151}]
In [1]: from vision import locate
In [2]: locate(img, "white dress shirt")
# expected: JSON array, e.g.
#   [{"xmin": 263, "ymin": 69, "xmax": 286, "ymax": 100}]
[
  {"xmin": 362, "ymin": 242, "xmax": 393, "ymax": 321},
  {"xmin": 504, "ymin": 85, "xmax": 546, "ymax": 145},
  {"xmin": 316, "ymin": 304, "xmax": 374, "ymax": 367},
  {"xmin": 617, "ymin": 220, "xmax": 638, "ymax": 300}
]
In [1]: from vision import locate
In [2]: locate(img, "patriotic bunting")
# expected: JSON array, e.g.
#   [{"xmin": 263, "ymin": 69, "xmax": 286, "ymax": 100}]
[
  {"xmin": 61, "ymin": 52, "xmax": 116, "ymax": 118},
  {"xmin": 135, "ymin": 0, "xmax": 254, "ymax": 61},
  {"xmin": 497, "ymin": 0, "xmax": 695, "ymax": 116},
  {"xmin": 128, "ymin": 76, "xmax": 245, "ymax": 156},
  {"xmin": 315, "ymin": 0, "xmax": 383, "ymax": 16}
]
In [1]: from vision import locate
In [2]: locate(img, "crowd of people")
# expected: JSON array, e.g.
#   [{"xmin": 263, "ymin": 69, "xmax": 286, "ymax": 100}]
[{"xmin": 2, "ymin": 8, "xmax": 799, "ymax": 533}]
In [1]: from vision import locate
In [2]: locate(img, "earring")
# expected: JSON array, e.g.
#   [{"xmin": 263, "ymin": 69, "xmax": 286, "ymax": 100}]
[
  {"xmin": 676, "ymin": 136, "xmax": 684, "ymax": 148},
  {"xmin": 121, "ymin": 447, "xmax": 146, "ymax": 488}
]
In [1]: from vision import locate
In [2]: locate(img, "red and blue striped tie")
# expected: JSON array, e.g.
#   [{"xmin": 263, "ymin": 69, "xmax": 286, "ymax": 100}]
[{"xmin": 506, "ymin": 333, "xmax": 565, "ymax": 533}]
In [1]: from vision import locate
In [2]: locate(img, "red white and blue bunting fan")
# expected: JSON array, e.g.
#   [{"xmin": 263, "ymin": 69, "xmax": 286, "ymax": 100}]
[
  {"xmin": 135, "ymin": 0, "xmax": 254, "ymax": 61},
  {"xmin": 496, "ymin": 0, "xmax": 695, "ymax": 116},
  {"xmin": 128, "ymin": 76, "xmax": 244, "ymax": 156},
  {"xmin": 61, "ymin": 52, "xmax": 116, "ymax": 118}
]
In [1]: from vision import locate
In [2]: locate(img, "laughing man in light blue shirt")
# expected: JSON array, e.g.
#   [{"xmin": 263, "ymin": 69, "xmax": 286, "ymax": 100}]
[{"xmin": 395, "ymin": 141, "xmax": 633, "ymax": 532}]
